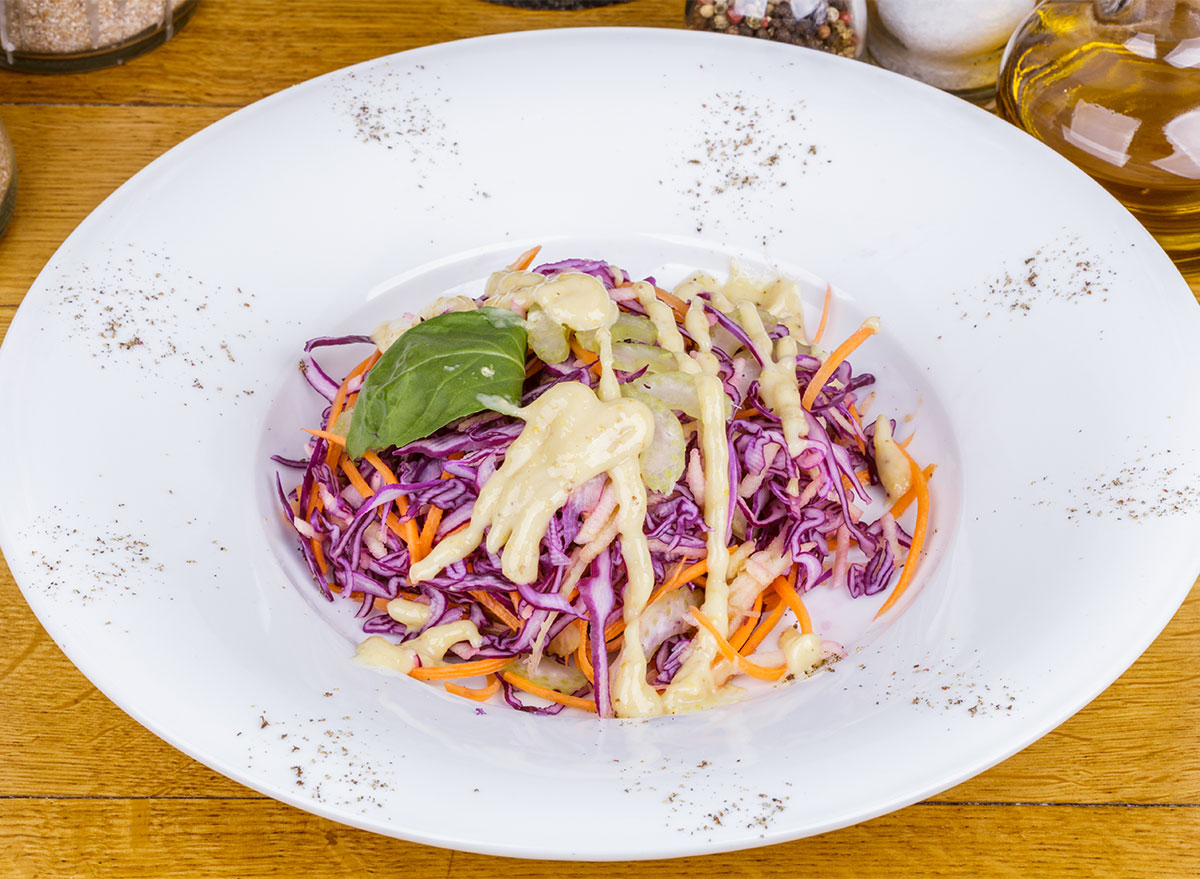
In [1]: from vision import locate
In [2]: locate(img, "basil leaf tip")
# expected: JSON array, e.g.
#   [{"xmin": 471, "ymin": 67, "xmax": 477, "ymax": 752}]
[{"xmin": 345, "ymin": 306, "xmax": 527, "ymax": 458}]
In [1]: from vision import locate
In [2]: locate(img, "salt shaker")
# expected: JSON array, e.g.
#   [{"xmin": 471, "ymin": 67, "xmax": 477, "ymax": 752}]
[
  {"xmin": 0, "ymin": 116, "xmax": 13, "ymax": 240},
  {"xmin": 0, "ymin": 0, "xmax": 198, "ymax": 72},
  {"xmin": 685, "ymin": 0, "xmax": 867, "ymax": 59},
  {"xmin": 866, "ymin": 0, "xmax": 1036, "ymax": 101}
]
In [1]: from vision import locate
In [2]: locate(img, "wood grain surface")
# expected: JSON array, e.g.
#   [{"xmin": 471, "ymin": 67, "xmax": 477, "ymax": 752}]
[{"xmin": 1, "ymin": 1, "xmax": 1198, "ymax": 875}]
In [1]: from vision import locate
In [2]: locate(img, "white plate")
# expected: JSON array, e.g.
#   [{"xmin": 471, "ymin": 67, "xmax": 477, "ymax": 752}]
[{"xmin": 1, "ymin": 29, "xmax": 1198, "ymax": 861}]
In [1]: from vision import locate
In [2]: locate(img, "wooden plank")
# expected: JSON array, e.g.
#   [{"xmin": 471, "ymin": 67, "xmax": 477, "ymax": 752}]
[
  {"xmin": 2, "ymin": 551, "xmax": 1197, "ymax": 801},
  {"xmin": 0, "ymin": 105, "xmax": 230, "ymax": 309},
  {"xmin": 0, "ymin": 799, "xmax": 1196, "ymax": 878},
  {"xmin": 0, "ymin": 0, "xmax": 683, "ymax": 107}
]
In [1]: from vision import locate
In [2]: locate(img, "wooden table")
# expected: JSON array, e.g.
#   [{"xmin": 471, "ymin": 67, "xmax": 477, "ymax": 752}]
[{"xmin": 1, "ymin": 2, "xmax": 1198, "ymax": 875}]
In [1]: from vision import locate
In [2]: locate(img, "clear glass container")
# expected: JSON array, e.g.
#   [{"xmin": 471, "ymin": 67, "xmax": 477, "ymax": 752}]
[
  {"xmin": 685, "ymin": 0, "xmax": 867, "ymax": 59},
  {"xmin": 0, "ymin": 116, "xmax": 14, "ymax": 240},
  {"xmin": 867, "ymin": 0, "xmax": 1036, "ymax": 101},
  {"xmin": 998, "ymin": 0, "xmax": 1200, "ymax": 281},
  {"xmin": 0, "ymin": 0, "xmax": 198, "ymax": 72}
]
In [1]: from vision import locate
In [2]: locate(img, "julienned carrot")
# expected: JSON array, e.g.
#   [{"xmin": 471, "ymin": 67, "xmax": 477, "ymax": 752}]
[
  {"xmin": 690, "ymin": 607, "xmax": 786, "ymax": 682},
  {"xmin": 304, "ymin": 428, "xmax": 347, "ymax": 446},
  {"xmin": 323, "ymin": 349, "xmax": 381, "ymax": 470},
  {"xmin": 310, "ymin": 537, "xmax": 329, "ymax": 577},
  {"xmin": 811, "ymin": 284, "xmax": 833, "ymax": 345},
  {"xmin": 801, "ymin": 317, "xmax": 879, "ymax": 410},
  {"xmin": 653, "ymin": 286, "xmax": 688, "ymax": 319},
  {"xmin": 727, "ymin": 590, "xmax": 764, "ymax": 654},
  {"xmin": 501, "ymin": 671, "xmax": 598, "ymax": 713},
  {"xmin": 469, "ymin": 589, "xmax": 521, "ymax": 632},
  {"xmin": 568, "ymin": 337, "xmax": 603, "ymax": 378},
  {"xmin": 409, "ymin": 657, "xmax": 514, "ymax": 681},
  {"xmin": 604, "ymin": 558, "xmax": 708, "ymax": 641},
  {"xmin": 740, "ymin": 596, "xmax": 786, "ymax": 656},
  {"xmin": 525, "ymin": 355, "xmax": 544, "ymax": 379},
  {"xmin": 899, "ymin": 431, "xmax": 915, "ymax": 449},
  {"xmin": 508, "ymin": 245, "xmax": 542, "ymax": 272},
  {"xmin": 772, "ymin": 571, "xmax": 813, "ymax": 636},
  {"xmin": 362, "ymin": 450, "xmax": 419, "ymax": 548},
  {"xmin": 576, "ymin": 620, "xmax": 594, "ymax": 684},
  {"xmin": 874, "ymin": 448, "xmax": 930, "ymax": 620},
  {"xmin": 339, "ymin": 456, "xmax": 374, "ymax": 499},
  {"xmin": 416, "ymin": 506, "xmax": 444, "ymax": 561},
  {"xmin": 889, "ymin": 464, "xmax": 935, "ymax": 519},
  {"xmin": 445, "ymin": 675, "xmax": 501, "ymax": 702},
  {"xmin": 847, "ymin": 401, "xmax": 867, "ymax": 454}
]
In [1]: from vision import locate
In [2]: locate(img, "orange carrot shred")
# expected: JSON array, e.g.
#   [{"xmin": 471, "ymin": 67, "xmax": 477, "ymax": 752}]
[
  {"xmin": 310, "ymin": 536, "xmax": 329, "ymax": 578},
  {"xmin": 740, "ymin": 597, "xmax": 786, "ymax": 657},
  {"xmin": 568, "ymin": 336, "xmax": 603, "ymax": 378},
  {"xmin": 576, "ymin": 620, "xmax": 594, "ymax": 685},
  {"xmin": 875, "ymin": 448, "xmax": 930, "ymax": 620},
  {"xmin": 322, "ymin": 349, "xmax": 380, "ymax": 471},
  {"xmin": 508, "ymin": 245, "xmax": 542, "ymax": 272},
  {"xmin": 727, "ymin": 590, "xmax": 764, "ymax": 654},
  {"xmin": 653, "ymin": 286, "xmax": 689, "ymax": 319},
  {"xmin": 362, "ymin": 450, "xmax": 419, "ymax": 549},
  {"xmin": 690, "ymin": 607, "xmax": 786, "ymax": 682},
  {"xmin": 304, "ymin": 428, "xmax": 347, "ymax": 446},
  {"xmin": 469, "ymin": 589, "xmax": 521, "ymax": 632},
  {"xmin": 802, "ymin": 318, "xmax": 878, "ymax": 410},
  {"xmin": 772, "ymin": 572, "xmax": 813, "ymax": 636},
  {"xmin": 339, "ymin": 456, "xmax": 374, "ymax": 499},
  {"xmin": 410, "ymin": 657, "xmax": 514, "ymax": 681},
  {"xmin": 500, "ymin": 671, "xmax": 598, "ymax": 713},
  {"xmin": 889, "ymin": 464, "xmax": 935, "ymax": 519},
  {"xmin": 417, "ymin": 506, "xmax": 444, "ymax": 558},
  {"xmin": 445, "ymin": 675, "xmax": 501, "ymax": 702},
  {"xmin": 899, "ymin": 431, "xmax": 915, "ymax": 449},
  {"xmin": 811, "ymin": 284, "xmax": 833, "ymax": 345}
]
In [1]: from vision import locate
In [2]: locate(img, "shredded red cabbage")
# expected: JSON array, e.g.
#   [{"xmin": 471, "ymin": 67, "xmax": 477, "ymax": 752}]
[{"xmin": 275, "ymin": 259, "xmax": 913, "ymax": 712}]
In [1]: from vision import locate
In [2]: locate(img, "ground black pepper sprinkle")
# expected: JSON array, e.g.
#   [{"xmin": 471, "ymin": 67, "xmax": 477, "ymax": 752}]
[{"xmin": 954, "ymin": 236, "xmax": 1115, "ymax": 318}]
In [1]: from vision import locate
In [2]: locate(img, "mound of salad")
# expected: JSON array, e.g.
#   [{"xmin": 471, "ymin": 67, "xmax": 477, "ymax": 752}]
[{"xmin": 274, "ymin": 248, "xmax": 932, "ymax": 718}]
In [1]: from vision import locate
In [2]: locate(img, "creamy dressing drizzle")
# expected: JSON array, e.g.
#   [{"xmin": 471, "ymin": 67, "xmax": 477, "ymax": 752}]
[
  {"xmin": 395, "ymin": 267, "xmax": 832, "ymax": 717},
  {"xmin": 408, "ymin": 381, "xmax": 654, "ymax": 586},
  {"xmin": 627, "ymin": 285, "xmax": 733, "ymax": 714},
  {"xmin": 355, "ymin": 621, "xmax": 483, "ymax": 675}
]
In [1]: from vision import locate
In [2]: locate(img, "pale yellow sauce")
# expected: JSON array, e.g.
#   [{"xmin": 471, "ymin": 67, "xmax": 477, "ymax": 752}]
[
  {"xmin": 385, "ymin": 597, "xmax": 432, "ymax": 631},
  {"xmin": 735, "ymin": 301, "xmax": 809, "ymax": 456},
  {"xmin": 779, "ymin": 629, "xmax": 824, "ymax": 677},
  {"xmin": 355, "ymin": 621, "xmax": 483, "ymax": 675},
  {"xmin": 408, "ymin": 382, "xmax": 654, "ymax": 586},
  {"xmin": 872, "ymin": 415, "xmax": 911, "ymax": 501},
  {"xmin": 376, "ymin": 264, "xmax": 845, "ymax": 717}
]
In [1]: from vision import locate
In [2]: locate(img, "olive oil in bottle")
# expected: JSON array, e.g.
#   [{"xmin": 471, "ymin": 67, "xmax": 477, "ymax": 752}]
[{"xmin": 997, "ymin": 0, "xmax": 1200, "ymax": 280}]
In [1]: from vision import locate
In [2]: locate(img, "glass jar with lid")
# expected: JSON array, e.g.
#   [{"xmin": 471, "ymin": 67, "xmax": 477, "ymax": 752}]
[
  {"xmin": 685, "ymin": 0, "xmax": 867, "ymax": 59},
  {"xmin": 0, "ymin": 0, "xmax": 198, "ymax": 72},
  {"xmin": 0, "ymin": 116, "xmax": 14, "ymax": 240}
]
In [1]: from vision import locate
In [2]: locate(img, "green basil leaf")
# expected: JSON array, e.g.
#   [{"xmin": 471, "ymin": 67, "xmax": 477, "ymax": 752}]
[{"xmin": 346, "ymin": 306, "xmax": 527, "ymax": 457}]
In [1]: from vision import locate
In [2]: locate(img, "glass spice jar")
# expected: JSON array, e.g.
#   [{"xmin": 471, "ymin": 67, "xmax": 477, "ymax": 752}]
[
  {"xmin": 0, "ymin": 116, "xmax": 14, "ymax": 240},
  {"xmin": 685, "ymin": 0, "xmax": 867, "ymax": 59},
  {"xmin": 866, "ymin": 0, "xmax": 1035, "ymax": 102},
  {"xmin": 997, "ymin": 0, "xmax": 1200, "ymax": 281},
  {"xmin": 0, "ymin": 0, "xmax": 198, "ymax": 73}
]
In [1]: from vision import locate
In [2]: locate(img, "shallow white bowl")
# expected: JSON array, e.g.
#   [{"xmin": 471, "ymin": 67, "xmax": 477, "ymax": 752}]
[{"xmin": 1, "ymin": 28, "xmax": 1198, "ymax": 860}]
